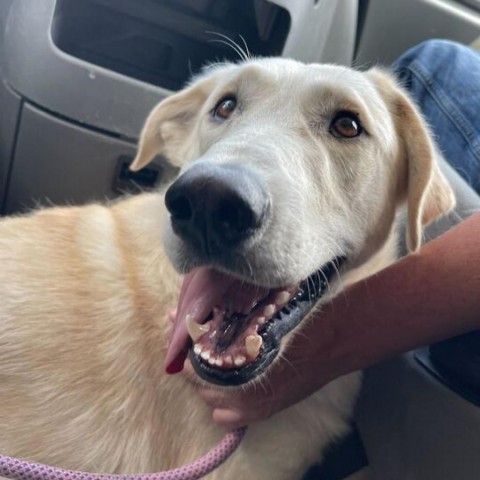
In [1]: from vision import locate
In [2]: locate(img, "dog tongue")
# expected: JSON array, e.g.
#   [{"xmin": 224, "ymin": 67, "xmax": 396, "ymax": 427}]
[{"xmin": 165, "ymin": 267, "xmax": 269, "ymax": 374}]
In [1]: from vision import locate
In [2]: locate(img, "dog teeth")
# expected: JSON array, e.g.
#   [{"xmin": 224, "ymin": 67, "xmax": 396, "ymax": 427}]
[
  {"xmin": 257, "ymin": 316, "xmax": 266, "ymax": 325},
  {"xmin": 275, "ymin": 291, "xmax": 290, "ymax": 306},
  {"xmin": 208, "ymin": 356, "xmax": 216, "ymax": 366},
  {"xmin": 245, "ymin": 334, "xmax": 263, "ymax": 358},
  {"xmin": 193, "ymin": 344, "xmax": 203, "ymax": 355},
  {"xmin": 263, "ymin": 304, "xmax": 275, "ymax": 317},
  {"xmin": 215, "ymin": 358, "xmax": 223, "ymax": 367},
  {"xmin": 225, "ymin": 355, "xmax": 233, "ymax": 365},
  {"xmin": 200, "ymin": 350, "xmax": 211, "ymax": 361},
  {"xmin": 234, "ymin": 355, "xmax": 246, "ymax": 367},
  {"xmin": 185, "ymin": 315, "xmax": 210, "ymax": 342}
]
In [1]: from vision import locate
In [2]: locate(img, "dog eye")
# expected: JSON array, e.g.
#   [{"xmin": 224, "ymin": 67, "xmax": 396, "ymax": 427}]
[
  {"xmin": 330, "ymin": 112, "xmax": 363, "ymax": 138},
  {"xmin": 212, "ymin": 96, "xmax": 237, "ymax": 120}
]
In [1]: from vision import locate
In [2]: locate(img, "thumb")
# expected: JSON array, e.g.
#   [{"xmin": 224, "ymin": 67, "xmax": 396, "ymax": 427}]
[{"xmin": 212, "ymin": 408, "xmax": 248, "ymax": 430}]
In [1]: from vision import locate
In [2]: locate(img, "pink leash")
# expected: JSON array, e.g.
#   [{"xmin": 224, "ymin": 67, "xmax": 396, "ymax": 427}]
[{"xmin": 0, "ymin": 427, "xmax": 246, "ymax": 480}]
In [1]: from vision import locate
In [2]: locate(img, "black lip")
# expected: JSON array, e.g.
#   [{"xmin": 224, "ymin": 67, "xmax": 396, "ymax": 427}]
[{"xmin": 189, "ymin": 256, "xmax": 346, "ymax": 386}]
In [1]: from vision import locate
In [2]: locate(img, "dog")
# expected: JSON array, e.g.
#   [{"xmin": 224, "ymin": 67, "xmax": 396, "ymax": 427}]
[{"xmin": 0, "ymin": 58, "xmax": 454, "ymax": 480}]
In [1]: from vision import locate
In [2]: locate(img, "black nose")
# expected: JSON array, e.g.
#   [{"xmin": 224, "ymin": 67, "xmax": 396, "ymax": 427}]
[{"xmin": 165, "ymin": 164, "xmax": 269, "ymax": 256}]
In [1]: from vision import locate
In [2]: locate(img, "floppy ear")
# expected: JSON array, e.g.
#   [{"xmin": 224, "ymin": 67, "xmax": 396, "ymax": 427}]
[
  {"xmin": 130, "ymin": 78, "xmax": 216, "ymax": 171},
  {"xmin": 368, "ymin": 68, "xmax": 455, "ymax": 252},
  {"xmin": 398, "ymin": 93, "xmax": 455, "ymax": 252}
]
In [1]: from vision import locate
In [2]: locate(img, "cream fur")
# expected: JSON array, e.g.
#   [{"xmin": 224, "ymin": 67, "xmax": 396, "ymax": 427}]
[{"xmin": 0, "ymin": 59, "xmax": 454, "ymax": 479}]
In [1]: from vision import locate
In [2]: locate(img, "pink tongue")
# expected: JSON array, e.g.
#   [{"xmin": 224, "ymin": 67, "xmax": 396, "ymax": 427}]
[{"xmin": 165, "ymin": 267, "xmax": 269, "ymax": 373}]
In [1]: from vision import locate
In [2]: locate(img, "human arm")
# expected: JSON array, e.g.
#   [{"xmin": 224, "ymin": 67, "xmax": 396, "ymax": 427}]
[{"xmin": 195, "ymin": 212, "xmax": 480, "ymax": 429}]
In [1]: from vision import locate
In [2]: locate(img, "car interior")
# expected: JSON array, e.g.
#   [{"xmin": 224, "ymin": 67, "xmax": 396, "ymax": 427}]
[{"xmin": 1, "ymin": 1, "xmax": 480, "ymax": 479}]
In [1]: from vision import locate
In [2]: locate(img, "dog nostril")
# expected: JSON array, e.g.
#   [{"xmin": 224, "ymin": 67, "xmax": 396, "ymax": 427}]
[
  {"xmin": 216, "ymin": 199, "xmax": 255, "ymax": 242},
  {"xmin": 168, "ymin": 194, "xmax": 193, "ymax": 221}
]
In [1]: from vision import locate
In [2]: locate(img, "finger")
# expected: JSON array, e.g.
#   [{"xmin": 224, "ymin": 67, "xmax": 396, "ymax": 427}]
[
  {"xmin": 183, "ymin": 358, "xmax": 194, "ymax": 375},
  {"xmin": 196, "ymin": 387, "xmax": 227, "ymax": 406},
  {"xmin": 212, "ymin": 408, "xmax": 248, "ymax": 430},
  {"xmin": 181, "ymin": 359, "xmax": 199, "ymax": 383},
  {"xmin": 168, "ymin": 308, "xmax": 178, "ymax": 324}
]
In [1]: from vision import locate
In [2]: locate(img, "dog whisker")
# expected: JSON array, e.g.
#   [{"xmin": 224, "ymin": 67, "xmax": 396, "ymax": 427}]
[
  {"xmin": 206, "ymin": 31, "xmax": 251, "ymax": 62},
  {"xmin": 238, "ymin": 34, "xmax": 252, "ymax": 60}
]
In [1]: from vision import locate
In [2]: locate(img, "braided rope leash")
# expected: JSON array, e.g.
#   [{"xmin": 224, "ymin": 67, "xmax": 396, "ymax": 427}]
[{"xmin": 0, "ymin": 427, "xmax": 246, "ymax": 480}]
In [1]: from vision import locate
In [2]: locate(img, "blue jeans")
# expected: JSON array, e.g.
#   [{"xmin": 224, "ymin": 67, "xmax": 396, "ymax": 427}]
[{"xmin": 392, "ymin": 40, "xmax": 480, "ymax": 194}]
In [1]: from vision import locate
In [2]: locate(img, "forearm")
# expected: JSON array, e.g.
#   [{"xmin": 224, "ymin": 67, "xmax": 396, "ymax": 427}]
[{"xmin": 318, "ymin": 212, "xmax": 480, "ymax": 380}]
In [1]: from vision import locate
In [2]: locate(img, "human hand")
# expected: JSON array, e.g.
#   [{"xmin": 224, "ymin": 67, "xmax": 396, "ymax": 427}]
[
  {"xmin": 183, "ymin": 316, "xmax": 338, "ymax": 430},
  {"xmin": 165, "ymin": 298, "xmax": 309, "ymax": 428}
]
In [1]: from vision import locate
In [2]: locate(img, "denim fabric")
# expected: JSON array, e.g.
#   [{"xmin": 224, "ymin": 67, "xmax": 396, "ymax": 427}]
[{"xmin": 392, "ymin": 39, "xmax": 480, "ymax": 194}]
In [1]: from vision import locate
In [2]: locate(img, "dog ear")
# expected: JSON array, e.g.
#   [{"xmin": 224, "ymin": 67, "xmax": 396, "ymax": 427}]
[
  {"xmin": 368, "ymin": 68, "xmax": 455, "ymax": 252},
  {"xmin": 398, "ymin": 94, "xmax": 455, "ymax": 252},
  {"xmin": 130, "ymin": 78, "xmax": 216, "ymax": 171}
]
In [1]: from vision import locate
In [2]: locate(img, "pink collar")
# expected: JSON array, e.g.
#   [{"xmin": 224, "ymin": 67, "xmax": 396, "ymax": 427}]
[{"xmin": 0, "ymin": 427, "xmax": 246, "ymax": 480}]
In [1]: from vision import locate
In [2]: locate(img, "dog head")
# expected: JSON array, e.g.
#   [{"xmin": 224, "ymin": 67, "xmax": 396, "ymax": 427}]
[{"xmin": 132, "ymin": 59, "xmax": 454, "ymax": 385}]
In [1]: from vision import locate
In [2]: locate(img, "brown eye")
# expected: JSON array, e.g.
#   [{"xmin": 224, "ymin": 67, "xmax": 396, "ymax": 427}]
[
  {"xmin": 330, "ymin": 112, "xmax": 363, "ymax": 138},
  {"xmin": 213, "ymin": 96, "xmax": 237, "ymax": 120}
]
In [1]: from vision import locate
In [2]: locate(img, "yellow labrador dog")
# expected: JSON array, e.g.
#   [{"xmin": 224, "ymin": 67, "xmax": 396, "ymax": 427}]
[{"xmin": 0, "ymin": 58, "xmax": 454, "ymax": 480}]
